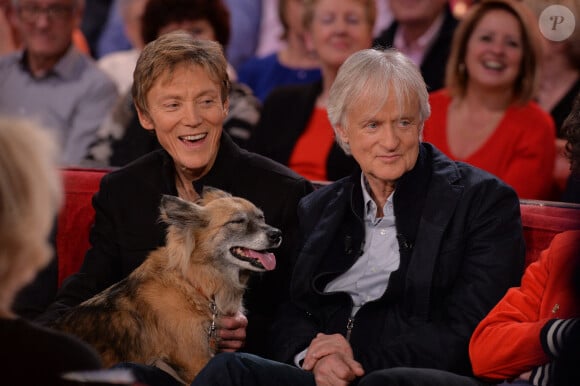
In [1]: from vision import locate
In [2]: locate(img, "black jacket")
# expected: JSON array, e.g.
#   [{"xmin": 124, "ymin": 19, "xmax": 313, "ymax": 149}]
[
  {"xmin": 249, "ymin": 81, "xmax": 358, "ymax": 181},
  {"xmin": 41, "ymin": 133, "xmax": 313, "ymax": 356},
  {"xmin": 374, "ymin": 5, "xmax": 459, "ymax": 92},
  {"xmin": 271, "ymin": 143, "xmax": 525, "ymax": 375}
]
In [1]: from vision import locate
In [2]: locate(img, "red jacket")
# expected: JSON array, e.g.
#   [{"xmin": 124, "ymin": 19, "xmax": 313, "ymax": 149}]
[{"xmin": 469, "ymin": 230, "xmax": 580, "ymax": 381}]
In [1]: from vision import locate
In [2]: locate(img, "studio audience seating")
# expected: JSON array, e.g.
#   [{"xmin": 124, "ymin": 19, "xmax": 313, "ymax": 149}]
[
  {"xmin": 57, "ymin": 167, "xmax": 110, "ymax": 287},
  {"xmin": 57, "ymin": 168, "xmax": 580, "ymax": 287},
  {"xmin": 519, "ymin": 199, "xmax": 580, "ymax": 267}
]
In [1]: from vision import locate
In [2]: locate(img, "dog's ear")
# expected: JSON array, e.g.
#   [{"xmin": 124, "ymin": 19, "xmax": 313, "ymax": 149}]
[
  {"xmin": 200, "ymin": 186, "xmax": 232, "ymax": 203},
  {"xmin": 159, "ymin": 195, "xmax": 208, "ymax": 228}
]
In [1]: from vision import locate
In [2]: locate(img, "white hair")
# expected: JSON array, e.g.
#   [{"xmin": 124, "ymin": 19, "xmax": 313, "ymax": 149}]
[{"xmin": 328, "ymin": 48, "xmax": 431, "ymax": 155}]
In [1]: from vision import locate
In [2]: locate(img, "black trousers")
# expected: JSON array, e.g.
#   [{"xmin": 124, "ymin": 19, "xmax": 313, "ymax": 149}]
[{"xmin": 189, "ymin": 352, "xmax": 492, "ymax": 386}]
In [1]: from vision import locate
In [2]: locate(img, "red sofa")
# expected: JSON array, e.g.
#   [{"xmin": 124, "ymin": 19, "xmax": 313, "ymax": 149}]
[
  {"xmin": 57, "ymin": 168, "xmax": 580, "ymax": 287},
  {"xmin": 57, "ymin": 167, "xmax": 110, "ymax": 286}
]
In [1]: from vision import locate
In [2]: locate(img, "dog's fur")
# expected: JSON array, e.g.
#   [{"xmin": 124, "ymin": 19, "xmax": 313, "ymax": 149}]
[{"xmin": 54, "ymin": 187, "xmax": 282, "ymax": 383}]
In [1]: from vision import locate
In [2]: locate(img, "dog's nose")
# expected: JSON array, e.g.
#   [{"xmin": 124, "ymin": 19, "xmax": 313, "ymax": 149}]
[{"xmin": 268, "ymin": 228, "xmax": 282, "ymax": 245}]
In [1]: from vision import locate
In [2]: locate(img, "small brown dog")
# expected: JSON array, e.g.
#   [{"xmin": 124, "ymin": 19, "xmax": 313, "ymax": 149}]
[{"xmin": 54, "ymin": 187, "xmax": 282, "ymax": 384}]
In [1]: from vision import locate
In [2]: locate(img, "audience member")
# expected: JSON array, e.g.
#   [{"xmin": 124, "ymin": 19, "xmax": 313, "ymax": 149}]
[
  {"xmin": 238, "ymin": 0, "xmax": 322, "ymax": 103},
  {"xmin": 562, "ymin": 93, "xmax": 580, "ymax": 203},
  {"xmin": 0, "ymin": 117, "xmax": 103, "ymax": 385},
  {"xmin": 97, "ymin": 0, "xmax": 146, "ymax": 95},
  {"xmin": 374, "ymin": 0, "xmax": 458, "ymax": 92},
  {"xmin": 253, "ymin": 0, "xmax": 392, "ymax": 60},
  {"xmin": 0, "ymin": 0, "xmax": 118, "ymax": 166},
  {"xmin": 423, "ymin": 0, "xmax": 556, "ymax": 200},
  {"xmin": 523, "ymin": 0, "xmax": 580, "ymax": 136},
  {"xmin": 79, "ymin": 0, "xmax": 113, "ymax": 57},
  {"xmin": 254, "ymin": 0, "xmax": 286, "ymax": 59},
  {"xmin": 95, "ymin": 0, "xmax": 132, "ymax": 59},
  {"xmin": 0, "ymin": 0, "xmax": 92, "ymax": 56},
  {"xmin": 523, "ymin": 0, "xmax": 580, "ymax": 198},
  {"xmin": 469, "ymin": 94, "xmax": 580, "ymax": 385},
  {"xmin": 188, "ymin": 47, "xmax": 524, "ymax": 386},
  {"xmin": 39, "ymin": 33, "xmax": 313, "ymax": 361},
  {"xmin": 223, "ymin": 0, "xmax": 262, "ymax": 72},
  {"xmin": 83, "ymin": 0, "xmax": 261, "ymax": 167},
  {"xmin": 249, "ymin": 0, "xmax": 375, "ymax": 182}
]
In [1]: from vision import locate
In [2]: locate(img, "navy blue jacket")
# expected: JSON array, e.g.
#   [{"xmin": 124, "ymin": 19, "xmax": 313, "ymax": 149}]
[{"xmin": 271, "ymin": 143, "xmax": 525, "ymax": 375}]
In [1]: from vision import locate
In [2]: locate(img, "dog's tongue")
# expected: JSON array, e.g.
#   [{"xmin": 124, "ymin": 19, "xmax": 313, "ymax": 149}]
[{"xmin": 247, "ymin": 249, "xmax": 276, "ymax": 270}]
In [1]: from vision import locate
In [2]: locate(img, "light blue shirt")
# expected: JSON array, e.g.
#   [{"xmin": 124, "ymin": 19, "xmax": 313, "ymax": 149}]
[
  {"xmin": 0, "ymin": 46, "xmax": 119, "ymax": 165},
  {"xmin": 324, "ymin": 173, "xmax": 400, "ymax": 316}
]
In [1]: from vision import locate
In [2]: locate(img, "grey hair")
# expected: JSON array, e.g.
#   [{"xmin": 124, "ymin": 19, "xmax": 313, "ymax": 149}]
[{"xmin": 327, "ymin": 48, "xmax": 431, "ymax": 155}]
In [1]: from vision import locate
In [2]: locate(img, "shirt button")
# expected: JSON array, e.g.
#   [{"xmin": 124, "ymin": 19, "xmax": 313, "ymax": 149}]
[{"xmin": 380, "ymin": 229, "xmax": 387, "ymax": 235}]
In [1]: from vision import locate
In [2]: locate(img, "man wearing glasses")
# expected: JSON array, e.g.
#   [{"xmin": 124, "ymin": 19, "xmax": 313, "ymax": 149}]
[{"xmin": 0, "ymin": 0, "xmax": 118, "ymax": 165}]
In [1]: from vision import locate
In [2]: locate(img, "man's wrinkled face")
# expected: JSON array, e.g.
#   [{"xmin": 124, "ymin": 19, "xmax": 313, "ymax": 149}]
[{"xmin": 337, "ymin": 90, "xmax": 422, "ymax": 189}]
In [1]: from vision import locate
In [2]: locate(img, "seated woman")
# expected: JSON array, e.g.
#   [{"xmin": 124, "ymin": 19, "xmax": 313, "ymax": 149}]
[
  {"xmin": 423, "ymin": 0, "xmax": 556, "ymax": 200},
  {"xmin": 238, "ymin": 0, "xmax": 322, "ymax": 102},
  {"xmin": 0, "ymin": 117, "xmax": 102, "ymax": 385},
  {"xmin": 469, "ymin": 89, "xmax": 580, "ymax": 386},
  {"xmin": 522, "ymin": 0, "xmax": 580, "ymax": 200},
  {"xmin": 249, "ymin": 0, "xmax": 375, "ymax": 182}
]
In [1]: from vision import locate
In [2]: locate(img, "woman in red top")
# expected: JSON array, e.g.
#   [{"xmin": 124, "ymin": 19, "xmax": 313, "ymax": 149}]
[
  {"xmin": 423, "ymin": 0, "xmax": 556, "ymax": 200},
  {"xmin": 469, "ymin": 89, "xmax": 580, "ymax": 386},
  {"xmin": 469, "ymin": 230, "xmax": 580, "ymax": 385}
]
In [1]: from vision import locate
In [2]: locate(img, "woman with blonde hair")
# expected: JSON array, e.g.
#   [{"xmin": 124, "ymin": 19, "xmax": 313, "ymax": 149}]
[{"xmin": 0, "ymin": 118, "xmax": 102, "ymax": 385}]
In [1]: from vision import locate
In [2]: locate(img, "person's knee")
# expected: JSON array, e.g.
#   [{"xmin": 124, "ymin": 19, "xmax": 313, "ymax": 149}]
[
  {"xmin": 358, "ymin": 367, "xmax": 414, "ymax": 386},
  {"xmin": 359, "ymin": 368, "xmax": 484, "ymax": 386}
]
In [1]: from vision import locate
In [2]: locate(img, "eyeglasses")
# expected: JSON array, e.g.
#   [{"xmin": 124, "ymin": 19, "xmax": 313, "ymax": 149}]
[{"xmin": 17, "ymin": 4, "xmax": 74, "ymax": 22}]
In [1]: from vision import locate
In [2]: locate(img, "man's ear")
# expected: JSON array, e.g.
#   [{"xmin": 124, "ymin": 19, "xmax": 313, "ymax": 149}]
[
  {"xmin": 223, "ymin": 98, "xmax": 230, "ymax": 117},
  {"xmin": 336, "ymin": 125, "xmax": 349, "ymax": 145},
  {"xmin": 136, "ymin": 105, "xmax": 154, "ymax": 131}
]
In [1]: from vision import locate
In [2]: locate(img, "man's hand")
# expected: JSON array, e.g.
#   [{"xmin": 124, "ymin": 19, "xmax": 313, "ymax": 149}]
[
  {"xmin": 312, "ymin": 352, "xmax": 364, "ymax": 386},
  {"xmin": 302, "ymin": 333, "xmax": 364, "ymax": 385},
  {"xmin": 217, "ymin": 311, "xmax": 247, "ymax": 352}
]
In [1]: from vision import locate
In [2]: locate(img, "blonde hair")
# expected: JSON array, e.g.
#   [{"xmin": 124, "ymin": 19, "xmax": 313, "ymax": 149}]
[
  {"xmin": 445, "ymin": 0, "xmax": 542, "ymax": 104},
  {"xmin": 0, "ymin": 118, "xmax": 63, "ymax": 307}
]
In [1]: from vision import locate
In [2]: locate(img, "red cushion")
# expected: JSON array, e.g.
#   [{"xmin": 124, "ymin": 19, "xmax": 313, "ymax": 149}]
[
  {"xmin": 56, "ymin": 167, "xmax": 109, "ymax": 286},
  {"xmin": 520, "ymin": 200, "xmax": 580, "ymax": 267}
]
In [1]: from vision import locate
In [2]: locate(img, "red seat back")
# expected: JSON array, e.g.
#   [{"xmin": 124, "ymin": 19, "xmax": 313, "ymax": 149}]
[
  {"xmin": 57, "ymin": 167, "xmax": 109, "ymax": 286},
  {"xmin": 520, "ymin": 199, "xmax": 580, "ymax": 267}
]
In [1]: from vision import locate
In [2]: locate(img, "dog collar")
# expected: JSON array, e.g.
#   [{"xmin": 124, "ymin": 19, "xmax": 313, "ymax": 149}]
[{"xmin": 208, "ymin": 295, "xmax": 219, "ymax": 354}]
